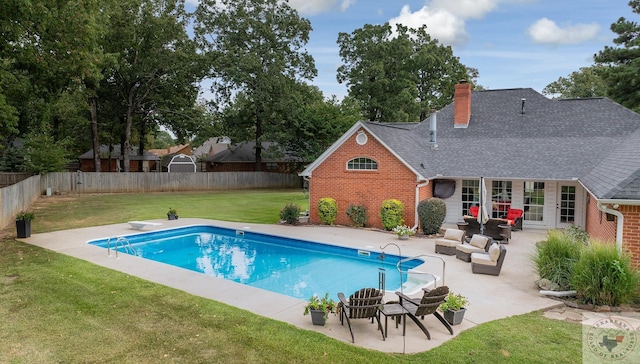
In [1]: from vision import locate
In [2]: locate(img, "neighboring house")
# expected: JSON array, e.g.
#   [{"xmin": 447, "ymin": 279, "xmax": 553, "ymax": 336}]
[
  {"xmin": 78, "ymin": 145, "xmax": 160, "ymax": 172},
  {"xmin": 300, "ymin": 82, "xmax": 640, "ymax": 266},
  {"xmin": 205, "ymin": 141, "xmax": 302, "ymax": 173},
  {"xmin": 191, "ymin": 137, "xmax": 231, "ymax": 160}
]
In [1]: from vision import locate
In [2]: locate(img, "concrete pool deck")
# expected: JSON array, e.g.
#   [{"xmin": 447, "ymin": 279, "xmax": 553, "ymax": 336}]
[{"xmin": 20, "ymin": 218, "xmax": 559, "ymax": 354}]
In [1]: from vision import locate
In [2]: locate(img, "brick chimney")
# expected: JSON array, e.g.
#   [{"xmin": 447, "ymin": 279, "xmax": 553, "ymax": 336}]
[{"xmin": 454, "ymin": 81, "xmax": 471, "ymax": 128}]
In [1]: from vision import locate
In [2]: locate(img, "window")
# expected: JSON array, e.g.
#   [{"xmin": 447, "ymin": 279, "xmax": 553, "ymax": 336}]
[
  {"xmin": 265, "ymin": 162, "xmax": 278, "ymax": 170},
  {"xmin": 523, "ymin": 182, "xmax": 545, "ymax": 222},
  {"xmin": 560, "ymin": 186, "xmax": 576, "ymax": 223},
  {"xmin": 491, "ymin": 181, "xmax": 512, "ymax": 218},
  {"xmin": 461, "ymin": 179, "xmax": 479, "ymax": 215},
  {"xmin": 347, "ymin": 157, "xmax": 377, "ymax": 170}
]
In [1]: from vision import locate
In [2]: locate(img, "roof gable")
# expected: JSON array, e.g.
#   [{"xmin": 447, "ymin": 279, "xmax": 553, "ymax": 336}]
[{"xmin": 299, "ymin": 121, "xmax": 425, "ymax": 180}]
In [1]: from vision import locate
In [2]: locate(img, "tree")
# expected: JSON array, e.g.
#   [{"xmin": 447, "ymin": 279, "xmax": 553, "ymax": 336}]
[
  {"xmin": 271, "ymin": 84, "xmax": 359, "ymax": 164},
  {"xmin": 542, "ymin": 66, "xmax": 608, "ymax": 99},
  {"xmin": 195, "ymin": 0, "xmax": 316, "ymax": 170},
  {"xmin": 0, "ymin": 0, "xmax": 108, "ymax": 171},
  {"xmin": 594, "ymin": 0, "xmax": 640, "ymax": 111},
  {"xmin": 337, "ymin": 23, "xmax": 471, "ymax": 122},
  {"xmin": 101, "ymin": 0, "xmax": 203, "ymax": 171}
]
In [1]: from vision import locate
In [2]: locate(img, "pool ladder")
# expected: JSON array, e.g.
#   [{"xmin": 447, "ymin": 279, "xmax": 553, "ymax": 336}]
[{"xmin": 106, "ymin": 237, "xmax": 136, "ymax": 258}]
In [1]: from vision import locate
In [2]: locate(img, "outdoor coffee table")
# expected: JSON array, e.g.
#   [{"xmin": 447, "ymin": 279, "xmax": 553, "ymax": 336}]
[{"xmin": 379, "ymin": 303, "xmax": 408, "ymax": 337}]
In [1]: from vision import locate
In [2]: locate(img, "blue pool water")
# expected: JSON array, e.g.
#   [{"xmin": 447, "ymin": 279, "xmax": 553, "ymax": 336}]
[{"xmin": 87, "ymin": 225, "xmax": 424, "ymax": 300}]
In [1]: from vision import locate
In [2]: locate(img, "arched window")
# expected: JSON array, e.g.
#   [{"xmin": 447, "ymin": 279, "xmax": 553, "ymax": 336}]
[{"xmin": 347, "ymin": 157, "xmax": 378, "ymax": 170}]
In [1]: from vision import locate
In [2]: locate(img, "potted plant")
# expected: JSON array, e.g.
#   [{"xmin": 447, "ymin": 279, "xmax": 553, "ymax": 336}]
[
  {"xmin": 16, "ymin": 211, "xmax": 35, "ymax": 238},
  {"xmin": 392, "ymin": 225, "xmax": 416, "ymax": 240},
  {"xmin": 303, "ymin": 292, "xmax": 337, "ymax": 326},
  {"xmin": 167, "ymin": 207, "xmax": 178, "ymax": 220},
  {"xmin": 439, "ymin": 291, "xmax": 469, "ymax": 325}
]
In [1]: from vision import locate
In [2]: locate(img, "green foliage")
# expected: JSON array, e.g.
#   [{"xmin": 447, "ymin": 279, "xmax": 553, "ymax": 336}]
[
  {"xmin": 379, "ymin": 199, "xmax": 404, "ymax": 230},
  {"xmin": 417, "ymin": 198, "xmax": 446, "ymax": 235},
  {"xmin": 15, "ymin": 211, "xmax": 35, "ymax": 221},
  {"xmin": 279, "ymin": 203, "xmax": 301, "ymax": 225},
  {"xmin": 439, "ymin": 292, "xmax": 469, "ymax": 311},
  {"xmin": 594, "ymin": 1, "xmax": 640, "ymax": 112},
  {"xmin": 303, "ymin": 292, "xmax": 337, "ymax": 320},
  {"xmin": 563, "ymin": 225, "xmax": 590, "ymax": 246},
  {"xmin": 572, "ymin": 242, "xmax": 640, "ymax": 306},
  {"xmin": 317, "ymin": 197, "xmax": 337, "ymax": 225},
  {"xmin": 194, "ymin": 0, "xmax": 316, "ymax": 166},
  {"xmin": 337, "ymin": 23, "xmax": 472, "ymax": 122},
  {"xmin": 346, "ymin": 204, "xmax": 367, "ymax": 227},
  {"xmin": 533, "ymin": 229, "xmax": 583, "ymax": 291},
  {"xmin": 542, "ymin": 66, "xmax": 608, "ymax": 99},
  {"xmin": 24, "ymin": 132, "xmax": 70, "ymax": 174},
  {"xmin": 0, "ymin": 144, "xmax": 26, "ymax": 172},
  {"xmin": 392, "ymin": 225, "xmax": 415, "ymax": 236}
]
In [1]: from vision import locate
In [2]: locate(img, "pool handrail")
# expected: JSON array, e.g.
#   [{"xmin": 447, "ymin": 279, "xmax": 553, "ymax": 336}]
[{"xmin": 395, "ymin": 254, "xmax": 446, "ymax": 288}]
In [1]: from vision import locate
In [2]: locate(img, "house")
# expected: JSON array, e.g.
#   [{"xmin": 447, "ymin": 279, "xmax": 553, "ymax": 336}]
[
  {"xmin": 300, "ymin": 82, "xmax": 640, "ymax": 266},
  {"xmin": 147, "ymin": 144, "xmax": 192, "ymax": 159},
  {"xmin": 78, "ymin": 145, "xmax": 160, "ymax": 172},
  {"xmin": 205, "ymin": 141, "xmax": 302, "ymax": 173},
  {"xmin": 191, "ymin": 137, "xmax": 231, "ymax": 161}
]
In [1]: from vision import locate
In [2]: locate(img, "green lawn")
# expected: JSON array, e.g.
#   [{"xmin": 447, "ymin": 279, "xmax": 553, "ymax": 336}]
[{"xmin": 0, "ymin": 190, "xmax": 583, "ymax": 363}]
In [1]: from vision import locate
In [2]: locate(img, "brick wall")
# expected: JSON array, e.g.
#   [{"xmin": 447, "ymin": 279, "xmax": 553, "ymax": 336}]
[
  {"xmin": 585, "ymin": 192, "xmax": 640, "ymax": 268},
  {"xmin": 621, "ymin": 205, "xmax": 640, "ymax": 267},
  {"xmin": 308, "ymin": 128, "xmax": 422, "ymax": 229},
  {"xmin": 584, "ymin": 192, "xmax": 617, "ymax": 242}
]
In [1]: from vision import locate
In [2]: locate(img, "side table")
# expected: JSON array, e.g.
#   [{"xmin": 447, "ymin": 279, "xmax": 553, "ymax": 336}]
[{"xmin": 379, "ymin": 303, "xmax": 407, "ymax": 337}]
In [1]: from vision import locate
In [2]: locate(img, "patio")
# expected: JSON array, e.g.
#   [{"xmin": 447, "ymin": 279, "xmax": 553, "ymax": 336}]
[{"xmin": 21, "ymin": 219, "xmax": 559, "ymax": 354}]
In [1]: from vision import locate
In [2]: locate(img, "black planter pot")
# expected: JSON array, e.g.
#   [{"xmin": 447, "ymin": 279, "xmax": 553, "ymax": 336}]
[
  {"xmin": 309, "ymin": 309, "xmax": 326, "ymax": 326},
  {"xmin": 167, "ymin": 213, "xmax": 178, "ymax": 220},
  {"xmin": 16, "ymin": 220, "xmax": 31, "ymax": 238},
  {"xmin": 444, "ymin": 308, "xmax": 467, "ymax": 325}
]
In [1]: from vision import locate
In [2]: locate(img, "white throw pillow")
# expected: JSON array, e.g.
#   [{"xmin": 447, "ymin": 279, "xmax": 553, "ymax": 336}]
[
  {"xmin": 444, "ymin": 228, "xmax": 464, "ymax": 241},
  {"xmin": 489, "ymin": 243, "xmax": 501, "ymax": 261},
  {"xmin": 469, "ymin": 235, "xmax": 488, "ymax": 249}
]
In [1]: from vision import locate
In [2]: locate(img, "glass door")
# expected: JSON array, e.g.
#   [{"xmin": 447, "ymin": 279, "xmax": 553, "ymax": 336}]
[{"xmin": 557, "ymin": 184, "xmax": 576, "ymax": 228}]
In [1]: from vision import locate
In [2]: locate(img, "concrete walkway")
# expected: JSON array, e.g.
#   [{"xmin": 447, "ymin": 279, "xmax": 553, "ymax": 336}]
[{"xmin": 20, "ymin": 219, "xmax": 559, "ymax": 354}]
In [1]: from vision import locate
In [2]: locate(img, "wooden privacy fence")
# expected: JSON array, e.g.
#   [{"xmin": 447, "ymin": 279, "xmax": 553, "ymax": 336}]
[
  {"xmin": 0, "ymin": 175, "xmax": 41, "ymax": 230},
  {"xmin": 0, "ymin": 171, "xmax": 302, "ymax": 229}
]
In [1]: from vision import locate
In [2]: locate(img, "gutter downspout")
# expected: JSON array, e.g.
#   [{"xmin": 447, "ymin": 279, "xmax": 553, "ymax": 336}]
[
  {"xmin": 596, "ymin": 201, "xmax": 623, "ymax": 255},
  {"xmin": 413, "ymin": 180, "xmax": 429, "ymax": 230}
]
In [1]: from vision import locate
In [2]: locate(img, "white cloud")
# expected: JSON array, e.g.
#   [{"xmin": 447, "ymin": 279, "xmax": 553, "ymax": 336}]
[
  {"xmin": 431, "ymin": 0, "xmax": 498, "ymax": 19},
  {"xmin": 389, "ymin": 5, "xmax": 468, "ymax": 46},
  {"xmin": 340, "ymin": 0, "xmax": 355, "ymax": 12},
  {"xmin": 288, "ymin": 0, "xmax": 335, "ymax": 15},
  {"xmin": 527, "ymin": 18, "xmax": 600, "ymax": 45},
  {"xmin": 387, "ymin": 1, "xmax": 507, "ymax": 46}
]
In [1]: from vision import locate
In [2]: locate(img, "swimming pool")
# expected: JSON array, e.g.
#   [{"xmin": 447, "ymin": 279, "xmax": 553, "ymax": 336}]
[{"xmin": 87, "ymin": 225, "xmax": 428, "ymax": 300}]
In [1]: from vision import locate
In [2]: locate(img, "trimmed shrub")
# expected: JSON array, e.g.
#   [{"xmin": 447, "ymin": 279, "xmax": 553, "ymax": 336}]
[
  {"xmin": 346, "ymin": 204, "xmax": 367, "ymax": 227},
  {"xmin": 279, "ymin": 203, "xmax": 301, "ymax": 225},
  {"xmin": 317, "ymin": 197, "xmax": 337, "ymax": 225},
  {"xmin": 417, "ymin": 198, "xmax": 446, "ymax": 235},
  {"xmin": 379, "ymin": 199, "xmax": 404, "ymax": 231},
  {"xmin": 572, "ymin": 242, "xmax": 640, "ymax": 306},
  {"xmin": 533, "ymin": 229, "xmax": 583, "ymax": 291}
]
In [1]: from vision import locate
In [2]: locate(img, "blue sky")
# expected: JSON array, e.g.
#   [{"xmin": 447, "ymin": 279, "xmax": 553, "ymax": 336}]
[{"xmin": 189, "ymin": 0, "xmax": 633, "ymax": 100}]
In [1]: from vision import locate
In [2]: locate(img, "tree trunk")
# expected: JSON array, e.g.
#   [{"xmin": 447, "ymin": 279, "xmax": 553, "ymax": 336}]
[
  {"xmin": 123, "ymin": 95, "xmax": 134, "ymax": 172},
  {"xmin": 254, "ymin": 111, "xmax": 263, "ymax": 171},
  {"xmin": 89, "ymin": 96, "xmax": 101, "ymax": 172}
]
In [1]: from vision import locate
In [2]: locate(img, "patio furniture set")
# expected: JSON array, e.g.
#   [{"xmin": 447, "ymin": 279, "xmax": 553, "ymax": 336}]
[
  {"xmin": 337, "ymin": 286, "xmax": 454, "ymax": 343},
  {"xmin": 434, "ymin": 228, "xmax": 508, "ymax": 276}
]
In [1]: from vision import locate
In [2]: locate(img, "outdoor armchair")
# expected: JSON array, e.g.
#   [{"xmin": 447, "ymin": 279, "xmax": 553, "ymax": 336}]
[
  {"xmin": 395, "ymin": 286, "xmax": 453, "ymax": 340},
  {"xmin": 337, "ymin": 288, "xmax": 385, "ymax": 343}
]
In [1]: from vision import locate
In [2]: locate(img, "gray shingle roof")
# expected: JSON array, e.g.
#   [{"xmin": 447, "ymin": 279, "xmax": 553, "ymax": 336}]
[
  {"xmin": 206, "ymin": 141, "xmax": 297, "ymax": 163},
  {"xmin": 365, "ymin": 88, "xmax": 640, "ymax": 200}
]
